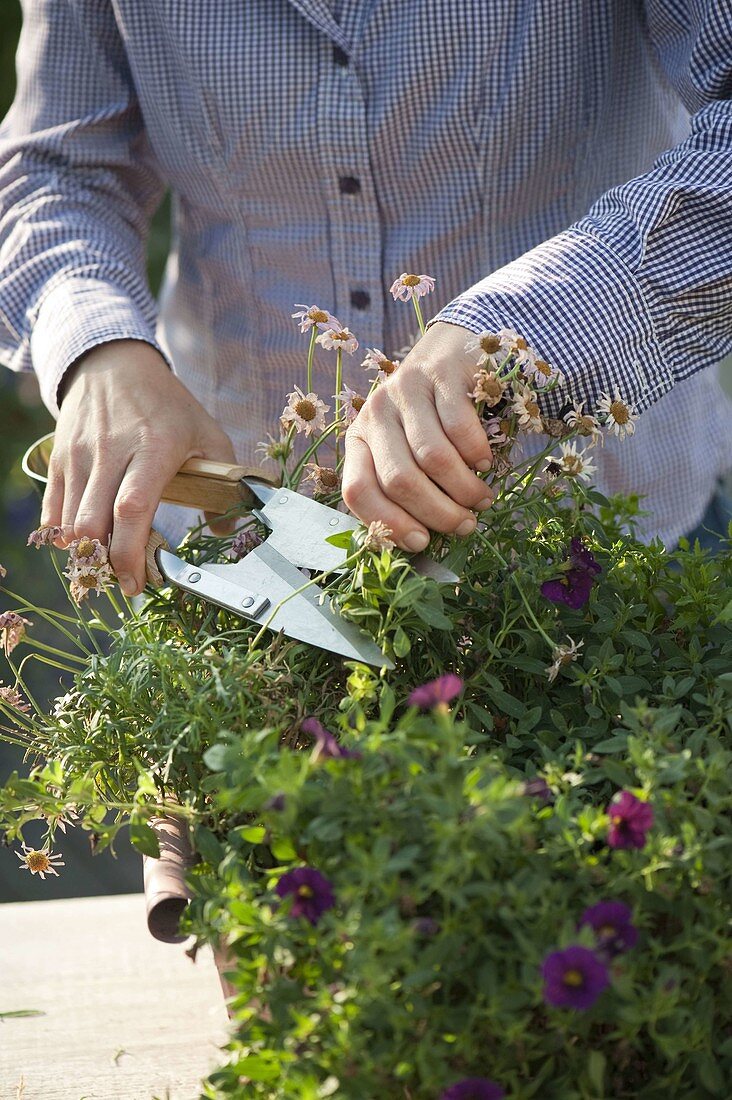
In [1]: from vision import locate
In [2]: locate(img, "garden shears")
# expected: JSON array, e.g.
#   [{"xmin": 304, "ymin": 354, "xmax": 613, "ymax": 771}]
[{"xmin": 23, "ymin": 433, "xmax": 458, "ymax": 669}]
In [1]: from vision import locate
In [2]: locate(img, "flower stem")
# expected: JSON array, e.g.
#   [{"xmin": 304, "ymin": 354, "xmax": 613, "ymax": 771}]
[
  {"xmin": 412, "ymin": 297, "xmax": 425, "ymax": 336},
  {"xmin": 306, "ymin": 326, "xmax": 317, "ymax": 395},
  {"xmin": 474, "ymin": 529, "xmax": 556, "ymax": 650},
  {"xmin": 334, "ymin": 348, "xmax": 343, "ymax": 465}
]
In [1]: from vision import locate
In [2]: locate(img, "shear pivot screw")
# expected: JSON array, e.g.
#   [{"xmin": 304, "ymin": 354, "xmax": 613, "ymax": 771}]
[
  {"xmin": 241, "ymin": 597, "xmax": 255, "ymax": 608},
  {"xmin": 188, "ymin": 571, "xmax": 202, "ymax": 583}
]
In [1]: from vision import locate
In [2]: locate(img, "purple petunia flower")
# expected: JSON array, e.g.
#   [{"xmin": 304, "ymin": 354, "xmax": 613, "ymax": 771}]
[
  {"xmin": 542, "ymin": 944, "xmax": 610, "ymax": 1010},
  {"xmin": 301, "ymin": 717, "xmax": 361, "ymax": 762},
  {"xmin": 522, "ymin": 776, "xmax": 553, "ymax": 803},
  {"xmin": 440, "ymin": 1078, "xmax": 505, "ymax": 1100},
  {"xmin": 579, "ymin": 900, "xmax": 638, "ymax": 958},
  {"xmin": 408, "ymin": 673, "xmax": 464, "ymax": 710},
  {"xmin": 412, "ymin": 917, "xmax": 441, "ymax": 938},
  {"xmin": 275, "ymin": 866, "xmax": 335, "ymax": 925},
  {"xmin": 607, "ymin": 790, "xmax": 654, "ymax": 850},
  {"xmin": 541, "ymin": 537, "xmax": 602, "ymax": 609}
]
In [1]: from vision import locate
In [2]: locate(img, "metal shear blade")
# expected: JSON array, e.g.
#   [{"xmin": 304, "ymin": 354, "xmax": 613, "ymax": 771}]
[{"xmin": 156, "ymin": 544, "xmax": 393, "ymax": 669}]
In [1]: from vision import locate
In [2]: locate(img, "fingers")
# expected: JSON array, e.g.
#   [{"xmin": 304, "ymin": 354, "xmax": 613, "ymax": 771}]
[
  {"xmin": 433, "ymin": 375, "xmax": 494, "ymax": 474},
  {"xmin": 40, "ymin": 453, "xmax": 66, "ymax": 545},
  {"xmin": 399, "ymin": 397, "xmax": 493, "ymax": 512},
  {"xmin": 341, "ymin": 435, "xmax": 431, "ymax": 552},
  {"xmin": 109, "ymin": 453, "xmax": 168, "ymax": 595}
]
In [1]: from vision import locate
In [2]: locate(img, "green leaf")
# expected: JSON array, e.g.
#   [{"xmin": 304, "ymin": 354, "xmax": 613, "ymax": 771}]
[
  {"xmin": 129, "ymin": 820, "xmax": 160, "ymax": 858},
  {"xmin": 393, "ymin": 627, "xmax": 412, "ymax": 657},
  {"xmin": 193, "ymin": 824, "xmax": 224, "ymax": 864},
  {"xmin": 239, "ymin": 825, "xmax": 266, "ymax": 844},
  {"xmin": 490, "ymin": 689, "xmax": 526, "ymax": 719},
  {"xmin": 271, "ymin": 836, "xmax": 297, "ymax": 862},
  {"xmin": 203, "ymin": 744, "xmax": 228, "ymax": 772},
  {"xmin": 325, "ymin": 531, "xmax": 353, "ymax": 550},
  {"xmin": 587, "ymin": 1050, "xmax": 606, "ymax": 1093}
]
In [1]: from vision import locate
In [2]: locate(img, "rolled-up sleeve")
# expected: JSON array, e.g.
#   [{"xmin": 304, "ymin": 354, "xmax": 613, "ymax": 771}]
[
  {"xmin": 431, "ymin": 0, "xmax": 732, "ymax": 418},
  {"xmin": 0, "ymin": 0, "xmax": 168, "ymax": 415}
]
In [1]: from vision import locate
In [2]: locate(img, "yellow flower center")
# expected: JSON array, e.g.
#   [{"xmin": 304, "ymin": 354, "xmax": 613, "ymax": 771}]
[
  {"xmin": 380, "ymin": 359, "xmax": 397, "ymax": 375},
  {"xmin": 333, "ymin": 331, "xmax": 349, "ymax": 343},
  {"xmin": 26, "ymin": 850, "xmax": 50, "ymax": 873},
  {"xmin": 352, "ymin": 395, "xmax": 366, "ymax": 412},
  {"xmin": 535, "ymin": 359, "xmax": 552, "ymax": 376},
  {"xmin": 295, "ymin": 399, "xmax": 317, "ymax": 421},
  {"xmin": 599, "ymin": 924, "xmax": 616, "ymax": 938},
  {"xmin": 319, "ymin": 468, "xmax": 339, "ymax": 489},
  {"xmin": 298, "ymin": 884, "xmax": 314, "ymax": 898},
  {"xmin": 563, "ymin": 455, "xmax": 582, "ymax": 477},
  {"xmin": 76, "ymin": 538, "xmax": 95, "ymax": 558},
  {"xmin": 578, "ymin": 416, "xmax": 595, "ymax": 434},
  {"xmin": 480, "ymin": 334, "xmax": 501, "ymax": 354},
  {"xmin": 526, "ymin": 400, "xmax": 539, "ymax": 418},
  {"xmin": 309, "ymin": 309, "xmax": 329, "ymax": 324},
  {"xmin": 609, "ymin": 400, "xmax": 630, "ymax": 425},
  {"xmin": 77, "ymin": 573, "xmax": 100, "ymax": 589},
  {"xmin": 402, "ymin": 274, "xmax": 421, "ymax": 286},
  {"xmin": 563, "ymin": 969, "xmax": 584, "ymax": 987},
  {"xmin": 515, "ymin": 336, "xmax": 528, "ymax": 351}
]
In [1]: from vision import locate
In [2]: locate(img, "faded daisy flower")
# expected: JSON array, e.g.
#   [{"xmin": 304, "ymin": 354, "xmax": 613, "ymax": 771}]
[
  {"xmin": 497, "ymin": 327, "xmax": 537, "ymax": 370},
  {"xmin": 66, "ymin": 562, "xmax": 115, "ymax": 604},
  {"xmin": 304, "ymin": 463, "xmax": 340, "ymax": 496},
  {"xmin": 0, "ymin": 562, "xmax": 6, "ymax": 579},
  {"xmin": 256, "ymin": 433, "xmax": 293, "ymax": 463},
  {"xmin": 525, "ymin": 355, "xmax": 560, "ymax": 388},
  {"xmin": 469, "ymin": 369, "xmax": 506, "ymax": 408},
  {"xmin": 68, "ymin": 537, "xmax": 109, "ymax": 568},
  {"xmin": 0, "ymin": 612, "xmax": 32, "ymax": 656},
  {"xmin": 336, "ymin": 384, "xmax": 367, "ymax": 422},
  {"xmin": 0, "ymin": 682, "xmax": 30, "ymax": 713},
  {"xmin": 596, "ymin": 389, "xmax": 638, "ymax": 440},
  {"xmin": 280, "ymin": 386, "xmax": 330, "ymax": 437},
  {"xmin": 545, "ymin": 636, "xmax": 584, "ymax": 683},
  {"xmin": 510, "ymin": 384, "xmax": 543, "ymax": 433},
  {"xmin": 564, "ymin": 400, "xmax": 603, "ymax": 446},
  {"xmin": 291, "ymin": 304, "xmax": 339, "ymax": 334},
  {"xmin": 390, "ymin": 272, "xmax": 436, "ymax": 302},
  {"xmin": 15, "ymin": 842, "xmax": 65, "ymax": 880},
  {"xmin": 316, "ymin": 326, "xmax": 359, "ymax": 355},
  {"xmin": 362, "ymin": 347, "xmax": 400, "ymax": 381},
  {"xmin": 230, "ymin": 528, "xmax": 263, "ymax": 560},
  {"xmin": 556, "ymin": 441, "xmax": 597, "ymax": 483},
  {"xmin": 361, "ymin": 520, "xmax": 396, "ymax": 553},
  {"xmin": 541, "ymin": 415, "xmax": 574, "ymax": 440},
  {"xmin": 481, "ymin": 416, "xmax": 507, "ymax": 445},
  {"xmin": 464, "ymin": 331, "xmax": 503, "ymax": 369},
  {"xmin": 27, "ymin": 525, "xmax": 64, "ymax": 549}
]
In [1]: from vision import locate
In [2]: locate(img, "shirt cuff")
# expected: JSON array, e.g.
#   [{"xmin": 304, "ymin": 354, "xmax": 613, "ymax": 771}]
[
  {"xmin": 429, "ymin": 227, "xmax": 674, "ymax": 417},
  {"xmin": 29, "ymin": 276, "xmax": 170, "ymax": 417}
]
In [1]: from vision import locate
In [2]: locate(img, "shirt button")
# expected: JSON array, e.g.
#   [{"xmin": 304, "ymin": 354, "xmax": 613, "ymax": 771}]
[
  {"xmin": 350, "ymin": 289, "xmax": 370, "ymax": 310},
  {"xmin": 333, "ymin": 45, "xmax": 349, "ymax": 67},
  {"xmin": 339, "ymin": 176, "xmax": 361, "ymax": 195}
]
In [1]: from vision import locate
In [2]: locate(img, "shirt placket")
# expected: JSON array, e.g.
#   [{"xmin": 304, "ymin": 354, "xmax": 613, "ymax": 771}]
[{"xmin": 314, "ymin": 25, "xmax": 384, "ymax": 366}]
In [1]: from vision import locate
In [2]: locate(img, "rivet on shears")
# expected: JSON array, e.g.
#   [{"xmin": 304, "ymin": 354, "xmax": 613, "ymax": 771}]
[
  {"xmin": 328, "ymin": 517, "xmax": 339, "ymax": 526},
  {"xmin": 188, "ymin": 571, "xmax": 202, "ymax": 583},
  {"xmin": 241, "ymin": 597, "xmax": 255, "ymax": 608},
  {"xmin": 279, "ymin": 496, "xmax": 288, "ymax": 504}
]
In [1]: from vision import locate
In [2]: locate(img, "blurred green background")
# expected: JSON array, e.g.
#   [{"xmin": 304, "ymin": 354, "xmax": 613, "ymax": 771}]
[
  {"xmin": 0, "ymin": 1, "xmax": 171, "ymax": 900},
  {"xmin": 0, "ymin": 4, "xmax": 730, "ymax": 902}
]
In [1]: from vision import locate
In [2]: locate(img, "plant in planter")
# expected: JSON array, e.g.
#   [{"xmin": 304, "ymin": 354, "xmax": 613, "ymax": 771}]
[{"xmin": 0, "ymin": 276, "xmax": 730, "ymax": 1099}]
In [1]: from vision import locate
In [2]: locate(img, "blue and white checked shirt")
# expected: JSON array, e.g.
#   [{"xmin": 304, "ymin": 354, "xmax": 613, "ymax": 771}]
[{"xmin": 1, "ymin": 0, "xmax": 731, "ymax": 546}]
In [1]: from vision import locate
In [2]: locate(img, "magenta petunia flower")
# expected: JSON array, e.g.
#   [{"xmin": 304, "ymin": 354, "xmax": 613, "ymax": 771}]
[
  {"xmin": 542, "ymin": 944, "xmax": 610, "ymax": 1010},
  {"xmin": 579, "ymin": 900, "xmax": 638, "ymax": 958},
  {"xmin": 607, "ymin": 790, "xmax": 654, "ymax": 850},
  {"xmin": 522, "ymin": 776, "xmax": 553, "ymax": 803},
  {"xmin": 301, "ymin": 717, "xmax": 361, "ymax": 762},
  {"xmin": 440, "ymin": 1078, "xmax": 505, "ymax": 1100},
  {"xmin": 541, "ymin": 537, "xmax": 602, "ymax": 609},
  {"xmin": 275, "ymin": 866, "xmax": 335, "ymax": 925},
  {"xmin": 408, "ymin": 673, "xmax": 464, "ymax": 710}
]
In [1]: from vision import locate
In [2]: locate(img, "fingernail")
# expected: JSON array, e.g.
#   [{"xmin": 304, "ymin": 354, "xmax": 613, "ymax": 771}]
[
  {"xmin": 456, "ymin": 518, "xmax": 476, "ymax": 538},
  {"xmin": 476, "ymin": 459, "xmax": 493, "ymax": 472},
  {"xmin": 118, "ymin": 574, "xmax": 137, "ymax": 596},
  {"xmin": 477, "ymin": 496, "xmax": 493, "ymax": 511},
  {"xmin": 404, "ymin": 531, "xmax": 430, "ymax": 552}
]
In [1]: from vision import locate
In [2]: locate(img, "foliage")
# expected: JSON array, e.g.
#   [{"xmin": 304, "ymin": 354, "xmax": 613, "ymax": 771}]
[{"xmin": 0, "ymin": 295, "xmax": 730, "ymax": 1097}]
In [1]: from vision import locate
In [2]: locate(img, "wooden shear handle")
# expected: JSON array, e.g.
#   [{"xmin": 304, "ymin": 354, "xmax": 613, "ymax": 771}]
[{"xmin": 161, "ymin": 457, "xmax": 277, "ymax": 515}]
